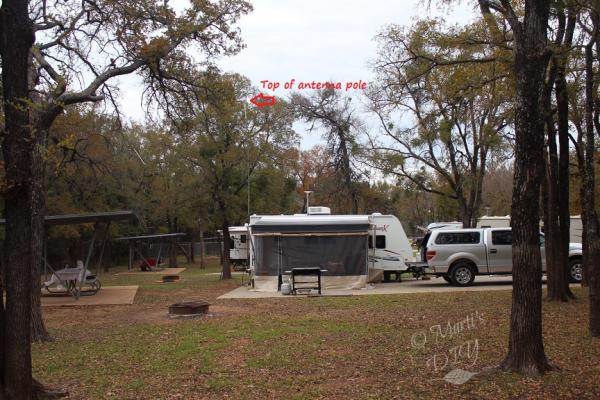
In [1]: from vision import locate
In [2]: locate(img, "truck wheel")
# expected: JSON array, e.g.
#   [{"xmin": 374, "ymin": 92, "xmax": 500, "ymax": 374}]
[
  {"xmin": 450, "ymin": 263, "xmax": 475, "ymax": 287},
  {"xmin": 442, "ymin": 276, "xmax": 452, "ymax": 284},
  {"xmin": 569, "ymin": 259, "xmax": 583, "ymax": 283}
]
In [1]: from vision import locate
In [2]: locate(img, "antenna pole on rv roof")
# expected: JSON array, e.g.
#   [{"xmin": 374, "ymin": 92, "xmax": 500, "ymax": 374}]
[
  {"xmin": 243, "ymin": 101, "xmax": 250, "ymax": 219},
  {"xmin": 304, "ymin": 191, "xmax": 313, "ymax": 213}
]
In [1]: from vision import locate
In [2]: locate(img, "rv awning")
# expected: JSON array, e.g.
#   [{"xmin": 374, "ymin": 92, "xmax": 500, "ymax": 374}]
[{"xmin": 250, "ymin": 215, "xmax": 370, "ymax": 234}]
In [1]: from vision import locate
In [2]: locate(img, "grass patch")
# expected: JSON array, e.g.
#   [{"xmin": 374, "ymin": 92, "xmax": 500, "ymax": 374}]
[{"xmin": 33, "ymin": 265, "xmax": 600, "ymax": 399}]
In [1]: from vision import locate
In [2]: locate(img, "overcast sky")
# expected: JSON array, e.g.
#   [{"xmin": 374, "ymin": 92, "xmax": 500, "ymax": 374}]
[{"xmin": 118, "ymin": 0, "xmax": 477, "ymax": 148}]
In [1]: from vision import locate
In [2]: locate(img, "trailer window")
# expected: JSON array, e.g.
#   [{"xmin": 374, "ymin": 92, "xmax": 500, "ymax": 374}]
[
  {"xmin": 492, "ymin": 230, "xmax": 512, "ymax": 245},
  {"xmin": 368, "ymin": 235, "xmax": 386, "ymax": 249},
  {"xmin": 435, "ymin": 232, "xmax": 480, "ymax": 245},
  {"xmin": 240, "ymin": 234, "xmax": 246, "ymax": 244}
]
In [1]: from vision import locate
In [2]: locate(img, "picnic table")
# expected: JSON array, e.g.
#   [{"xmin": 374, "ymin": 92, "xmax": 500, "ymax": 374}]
[{"xmin": 283, "ymin": 267, "xmax": 328, "ymax": 295}]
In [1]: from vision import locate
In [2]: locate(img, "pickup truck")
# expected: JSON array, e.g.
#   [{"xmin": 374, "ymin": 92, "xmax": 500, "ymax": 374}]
[{"xmin": 422, "ymin": 227, "xmax": 583, "ymax": 287}]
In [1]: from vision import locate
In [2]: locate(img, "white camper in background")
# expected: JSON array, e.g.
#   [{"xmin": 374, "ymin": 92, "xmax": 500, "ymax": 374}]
[
  {"xmin": 569, "ymin": 216, "xmax": 583, "ymax": 243},
  {"xmin": 228, "ymin": 226, "xmax": 249, "ymax": 268},
  {"xmin": 477, "ymin": 216, "xmax": 512, "ymax": 228},
  {"xmin": 476, "ymin": 215, "xmax": 583, "ymax": 243}
]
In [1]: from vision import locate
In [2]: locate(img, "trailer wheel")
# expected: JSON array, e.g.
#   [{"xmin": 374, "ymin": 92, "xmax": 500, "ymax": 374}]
[
  {"xmin": 449, "ymin": 262, "xmax": 475, "ymax": 287},
  {"xmin": 569, "ymin": 258, "xmax": 583, "ymax": 283}
]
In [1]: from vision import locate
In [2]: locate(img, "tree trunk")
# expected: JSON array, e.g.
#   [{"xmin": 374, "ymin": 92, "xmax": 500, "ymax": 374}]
[
  {"xmin": 0, "ymin": 0, "xmax": 36, "ymax": 396},
  {"xmin": 555, "ymin": 63, "xmax": 574, "ymax": 299},
  {"xmin": 576, "ymin": 138, "xmax": 589, "ymax": 287},
  {"xmin": 544, "ymin": 76, "xmax": 572, "ymax": 302},
  {"xmin": 0, "ymin": 255, "xmax": 5, "ymax": 393},
  {"xmin": 190, "ymin": 230, "xmax": 196, "ymax": 264},
  {"xmin": 221, "ymin": 222, "xmax": 232, "ymax": 279},
  {"xmin": 584, "ymin": 28, "xmax": 600, "ymax": 336},
  {"xmin": 30, "ymin": 124, "xmax": 52, "ymax": 342},
  {"xmin": 168, "ymin": 239, "xmax": 178, "ymax": 268},
  {"xmin": 499, "ymin": 0, "xmax": 552, "ymax": 376},
  {"xmin": 543, "ymin": 4, "xmax": 575, "ymax": 301},
  {"xmin": 338, "ymin": 129, "xmax": 359, "ymax": 214},
  {"xmin": 199, "ymin": 230, "xmax": 206, "ymax": 269},
  {"xmin": 457, "ymin": 193, "xmax": 476, "ymax": 228}
]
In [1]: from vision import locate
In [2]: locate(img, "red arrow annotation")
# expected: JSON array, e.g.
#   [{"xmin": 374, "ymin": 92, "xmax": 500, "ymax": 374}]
[{"xmin": 250, "ymin": 93, "xmax": 276, "ymax": 108}]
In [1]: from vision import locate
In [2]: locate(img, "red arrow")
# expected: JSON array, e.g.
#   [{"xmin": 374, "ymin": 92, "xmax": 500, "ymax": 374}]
[{"xmin": 250, "ymin": 93, "xmax": 276, "ymax": 108}]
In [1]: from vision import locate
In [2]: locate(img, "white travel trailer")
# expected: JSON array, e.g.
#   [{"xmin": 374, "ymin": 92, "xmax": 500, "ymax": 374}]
[
  {"xmin": 246, "ymin": 207, "xmax": 414, "ymax": 291},
  {"xmin": 228, "ymin": 226, "xmax": 249, "ymax": 268},
  {"xmin": 476, "ymin": 216, "xmax": 512, "ymax": 228},
  {"xmin": 369, "ymin": 213, "xmax": 415, "ymax": 280},
  {"xmin": 477, "ymin": 215, "xmax": 583, "ymax": 243}
]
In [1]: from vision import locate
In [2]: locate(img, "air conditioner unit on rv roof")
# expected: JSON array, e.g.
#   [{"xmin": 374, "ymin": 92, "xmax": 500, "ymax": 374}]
[{"xmin": 307, "ymin": 206, "xmax": 331, "ymax": 215}]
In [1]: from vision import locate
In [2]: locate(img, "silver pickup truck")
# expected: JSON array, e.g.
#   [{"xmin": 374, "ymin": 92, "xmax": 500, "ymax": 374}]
[{"xmin": 422, "ymin": 227, "xmax": 583, "ymax": 286}]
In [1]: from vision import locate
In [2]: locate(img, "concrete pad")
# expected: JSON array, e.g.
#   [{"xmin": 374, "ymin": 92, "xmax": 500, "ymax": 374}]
[
  {"xmin": 42, "ymin": 286, "xmax": 138, "ymax": 307},
  {"xmin": 217, "ymin": 276, "xmax": 577, "ymax": 299},
  {"xmin": 115, "ymin": 267, "xmax": 186, "ymax": 276}
]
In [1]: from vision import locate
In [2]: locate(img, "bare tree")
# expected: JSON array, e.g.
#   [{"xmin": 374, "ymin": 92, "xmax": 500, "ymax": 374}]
[
  {"xmin": 291, "ymin": 89, "xmax": 362, "ymax": 214},
  {"xmin": 176, "ymin": 72, "xmax": 296, "ymax": 279}
]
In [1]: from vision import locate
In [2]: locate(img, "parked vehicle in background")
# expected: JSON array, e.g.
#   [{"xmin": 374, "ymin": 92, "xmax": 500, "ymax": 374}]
[{"xmin": 423, "ymin": 227, "xmax": 583, "ymax": 286}]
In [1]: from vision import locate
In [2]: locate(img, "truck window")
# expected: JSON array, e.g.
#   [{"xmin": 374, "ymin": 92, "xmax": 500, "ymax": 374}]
[
  {"xmin": 434, "ymin": 232, "xmax": 480, "ymax": 245},
  {"xmin": 492, "ymin": 230, "xmax": 512, "ymax": 245},
  {"xmin": 368, "ymin": 235, "xmax": 386, "ymax": 249}
]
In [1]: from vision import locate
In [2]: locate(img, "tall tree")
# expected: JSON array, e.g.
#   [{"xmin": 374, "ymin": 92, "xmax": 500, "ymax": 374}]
[
  {"xmin": 291, "ymin": 89, "xmax": 362, "ymax": 214},
  {"xmin": 369, "ymin": 18, "xmax": 511, "ymax": 227},
  {"xmin": 478, "ymin": 0, "xmax": 553, "ymax": 375},
  {"xmin": 580, "ymin": 0, "xmax": 600, "ymax": 336},
  {"xmin": 542, "ymin": 0, "xmax": 576, "ymax": 301},
  {"xmin": 0, "ymin": 0, "xmax": 251, "ymax": 396},
  {"xmin": 20, "ymin": 0, "xmax": 252, "ymax": 341},
  {"xmin": 176, "ymin": 72, "xmax": 297, "ymax": 279},
  {"xmin": 0, "ymin": 0, "xmax": 37, "ymax": 396}
]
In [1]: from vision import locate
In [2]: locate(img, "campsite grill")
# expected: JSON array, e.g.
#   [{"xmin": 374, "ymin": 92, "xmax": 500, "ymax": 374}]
[{"xmin": 168, "ymin": 301, "xmax": 210, "ymax": 317}]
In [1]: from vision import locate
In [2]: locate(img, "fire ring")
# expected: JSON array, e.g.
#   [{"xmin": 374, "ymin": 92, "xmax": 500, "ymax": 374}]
[
  {"xmin": 168, "ymin": 301, "xmax": 210, "ymax": 318},
  {"xmin": 162, "ymin": 275, "xmax": 180, "ymax": 283}
]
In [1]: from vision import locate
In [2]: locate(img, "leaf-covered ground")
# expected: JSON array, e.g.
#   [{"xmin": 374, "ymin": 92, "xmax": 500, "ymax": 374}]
[{"xmin": 34, "ymin": 260, "xmax": 600, "ymax": 399}]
